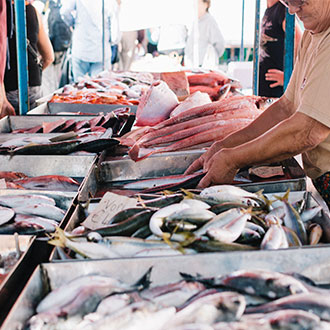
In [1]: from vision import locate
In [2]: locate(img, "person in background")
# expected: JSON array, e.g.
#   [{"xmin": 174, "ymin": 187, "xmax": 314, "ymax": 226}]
[
  {"xmin": 61, "ymin": 0, "xmax": 112, "ymax": 81},
  {"xmin": 184, "ymin": 0, "xmax": 225, "ymax": 69},
  {"xmin": 110, "ymin": 0, "xmax": 121, "ymax": 69},
  {"xmin": 146, "ymin": 27, "xmax": 159, "ymax": 57},
  {"xmin": 0, "ymin": 0, "xmax": 15, "ymax": 118},
  {"xmin": 157, "ymin": 24, "xmax": 188, "ymax": 62},
  {"xmin": 258, "ymin": 0, "xmax": 302, "ymax": 97},
  {"xmin": 4, "ymin": 1, "xmax": 54, "ymax": 114},
  {"xmin": 186, "ymin": 0, "xmax": 330, "ymax": 208}
]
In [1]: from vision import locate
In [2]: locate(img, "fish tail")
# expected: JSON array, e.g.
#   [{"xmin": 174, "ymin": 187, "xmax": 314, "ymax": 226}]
[
  {"xmin": 47, "ymin": 227, "xmax": 67, "ymax": 248},
  {"xmin": 133, "ymin": 266, "xmax": 153, "ymax": 291}
]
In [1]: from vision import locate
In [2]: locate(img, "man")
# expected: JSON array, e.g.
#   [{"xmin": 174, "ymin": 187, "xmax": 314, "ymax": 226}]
[
  {"xmin": 61, "ymin": 0, "xmax": 112, "ymax": 81},
  {"xmin": 186, "ymin": 0, "xmax": 330, "ymax": 207},
  {"xmin": 0, "ymin": 0, "xmax": 15, "ymax": 118}
]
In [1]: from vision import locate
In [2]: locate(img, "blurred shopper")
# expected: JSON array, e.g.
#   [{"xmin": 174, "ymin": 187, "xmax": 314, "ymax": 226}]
[
  {"xmin": 61, "ymin": 0, "xmax": 112, "ymax": 81},
  {"xmin": 110, "ymin": 0, "xmax": 121, "ymax": 69},
  {"xmin": 146, "ymin": 27, "xmax": 159, "ymax": 57},
  {"xmin": 258, "ymin": 0, "xmax": 302, "ymax": 97},
  {"xmin": 4, "ymin": 1, "xmax": 54, "ymax": 113},
  {"xmin": 0, "ymin": 0, "xmax": 14, "ymax": 118},
  {"xmin": 157, "ymin": 24, "xmax": 188, "ymax": 62},
  {"xmin": 185, "ymin": 0, "xmax": 225, "ymax": 69}
]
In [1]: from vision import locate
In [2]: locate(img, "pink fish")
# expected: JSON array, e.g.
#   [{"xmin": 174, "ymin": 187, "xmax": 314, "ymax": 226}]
[{"xmin": 135, "ymin": 81, "xmax": 179, "ymax": 126}]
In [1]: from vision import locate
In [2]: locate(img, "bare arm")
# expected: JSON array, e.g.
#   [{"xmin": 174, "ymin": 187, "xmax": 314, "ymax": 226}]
[
  {"xmin": 199, "ymin": 112, "xmax": 330, "ymax": 187},
  {"xmin": 36, "ymin": 10, "xmax": 54, "ymax": 70},
  {"xmin": 186, "ymin": 95, "xmax": 295, "ymax": 174}
]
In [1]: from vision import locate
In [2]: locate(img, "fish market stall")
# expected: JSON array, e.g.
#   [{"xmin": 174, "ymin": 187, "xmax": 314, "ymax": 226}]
[{"xmin": 4, "ymin": 249, "xmax": 330, "ymax": 329}]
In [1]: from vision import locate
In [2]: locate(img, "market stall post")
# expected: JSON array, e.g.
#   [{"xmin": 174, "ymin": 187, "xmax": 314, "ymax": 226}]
[
  {"xmin": 14, "ymin": 0, "xmax": 29, "ymax": 115},
  {"xmin": 252, "ymin": 0, "xmax": 261, "ymax": 95},
  {"xmin": 239, "ymin": 0, "xmax": 245, "ymax": 61},
  {"xmin": 284, "ymin": 9, "xmax": 295, "ymax": 90}
]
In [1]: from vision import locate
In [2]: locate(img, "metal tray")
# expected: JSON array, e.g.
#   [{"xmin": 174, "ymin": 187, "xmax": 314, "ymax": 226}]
[
  {"xmin": 4, "ymin": 245, "xmax": 330, "ymax": 329},
  {"xmin": 0, "ymin": 237, "xmax": 54, "ymax": 326},
  {"xmin": 0, "ymin": 154, "xmax": 96, "ymax": 178},
  {"xmin": 0, "ymin": 115, "xmax": 103, "ymax": 133},
  {"xmin": 81, "ymin": 152, "xmax": 306, "ymax": 198},
  {"xmin": 47, "ymin": 102, "xmax": 137, "ymax": 115}
]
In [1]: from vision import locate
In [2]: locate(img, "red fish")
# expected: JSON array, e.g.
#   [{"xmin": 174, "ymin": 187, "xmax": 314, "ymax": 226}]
[{"xmin": 187, "ymin": 71, "xmax": 230, "ymax": 87}]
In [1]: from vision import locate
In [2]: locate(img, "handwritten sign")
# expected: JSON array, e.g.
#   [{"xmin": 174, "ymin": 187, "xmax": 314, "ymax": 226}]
[{"xmin": 82, "ymin": 192, "xmax": 137, "ymax": 230}]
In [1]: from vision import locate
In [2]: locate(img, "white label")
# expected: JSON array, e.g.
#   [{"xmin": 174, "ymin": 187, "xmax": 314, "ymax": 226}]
[{"xmin": 82, "ymin": 192, "xmax": 137, "ymax": 230}]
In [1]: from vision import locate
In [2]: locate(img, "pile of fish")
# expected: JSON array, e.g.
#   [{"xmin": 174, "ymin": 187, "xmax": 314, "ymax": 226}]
[
  {"xmin": 121, "ymin": 94, "xmax": 266, "ymax": 161},
  {"xmin": 187, "ymin": 70, "xmax": 242, "ymax": 101},
  {"xmin": 10, "ymin": 109, "xmax": 135, "ymax": 137},
  {"xmin": 0, "ymin": 171, "xmax": 80, "ymax": 191},
  {"xmin": 26, "ymin": 268, "xmax": 330, "ymax": 329},
  {"xmin": 0, "ymin": 194, "xmax": 67, "ymax": 234},
  {"xmin": 49, "ymin": 70, "xmax": 154, "ymax": 106},
  {"xmin": 49, "ymin": 185, "xmax": 330, "ymax": 260},
  {"xmin": 0, "ymin": 130, "xmax": 119, "ymax": 156}
]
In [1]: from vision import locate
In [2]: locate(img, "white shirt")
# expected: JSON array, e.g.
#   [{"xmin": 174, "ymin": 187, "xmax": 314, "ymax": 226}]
[{"xmin": 61, "ymin": 0, "xmax": 112, "ymax": 62}]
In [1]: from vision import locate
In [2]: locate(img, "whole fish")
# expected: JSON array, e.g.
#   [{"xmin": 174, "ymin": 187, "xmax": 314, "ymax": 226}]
[
  {"xmin": 260, "ymin": 223, "xmax": 288, "ymax": 250},
  {"xmin": 199, "ymin": 185, "xmax": 263, "ymax": 207},
  {"xmin": 0, "ymin": 194, "xmax": 56, "ymax": 209},
  {"xmin": 14, "ymin": 203, "xmax": 65, "ymax": 221},
  {"xmin": 170, "ymin": 290, "xmax": 246, "ymax": 326},
  {"xmin": 32, "ymin": 267, "xmax": 151, "ymax": 320},
  {"xmin": 246, "ymin": 292, "xmax": 330, "ymax": 321},
  {"xmin": 215, "ymin": 269, "xmax": 309, "ymax": 299},
  {"xmin": 242, "ymin": 309, "xmax": 321, "ymax": 330},
  {"xmin": 14, "ymin": 214, "xmax": 59, "ymax": 232},
  {"xmin": 13, "ymin": 175, "xmax": 80, "ymax": 191}
]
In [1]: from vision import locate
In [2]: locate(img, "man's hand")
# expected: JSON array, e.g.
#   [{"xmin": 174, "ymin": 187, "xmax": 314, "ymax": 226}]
[
  {"xmin": 265, "ymin": 69, "xmax": 284, "ymax": 88},
  {"xmin": 0, "ymin": 84, "xmax": 15, "ymax": 118},
  {"xmin": 185, "ymin": 141, "xmax": 223, "ymax": 175},
  {"xmin": 197, "ymin": 149, "xmax": 239, "ymax": 188}
]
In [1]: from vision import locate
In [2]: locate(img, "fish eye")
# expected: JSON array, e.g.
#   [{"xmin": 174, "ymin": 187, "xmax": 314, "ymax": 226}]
[{"xmin": 86, "ymin": 232, "xmax": 103, "ymax": 242}]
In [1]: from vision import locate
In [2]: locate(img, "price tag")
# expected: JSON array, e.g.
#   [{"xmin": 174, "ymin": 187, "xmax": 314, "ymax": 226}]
[
  {"xmin": 0, "ymin": 179, "xmax": 6, "ymax": 189},
  {"xmin": 82, "ymin": 192, "xmax": 137, "ymax": 230}
]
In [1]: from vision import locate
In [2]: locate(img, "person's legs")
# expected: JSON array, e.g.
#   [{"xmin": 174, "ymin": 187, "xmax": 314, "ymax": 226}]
[
  {"xmin": 71, "ymin": 57, "xmax": 90, "ymax": 82},
  {"xmin": 89, "ymin": 61, "xmax": 110, "ymax": 78},
  {"xmin": 312, "ymin": 172, "xmax": 330, "ymax": 209}
]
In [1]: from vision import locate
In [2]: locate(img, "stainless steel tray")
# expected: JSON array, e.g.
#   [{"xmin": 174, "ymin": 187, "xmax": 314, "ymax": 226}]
[
  {"xmin": 81, "ymin": 152, "xmax": 306, "ymax": 198},
  {"xmin": 0, "ymin": 115, "xmax": 101, "ymax": 133},
  {"xmin": 4, "ymin": 246, "xmax": 330, "ymax": 329},
  {"xmin": 0, "ymin": 154, "xmax": 96, "ymax": 178},
  {"xmin": 47, "ymin": 102, "xmax": 137, "ymax": 115}
]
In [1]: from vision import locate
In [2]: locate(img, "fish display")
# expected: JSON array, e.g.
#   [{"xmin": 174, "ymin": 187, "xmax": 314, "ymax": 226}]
[
  {"xmin": 0, "ymin": 194, "xmax": 68, "ymax": 234},
  {"xmin": 122, "ymin": 95, "xmax": 264, "ymax": 161},
  {"xmin": 49, "ymin": 186, "xmax": 328, "ymax": 261},
  {"xmin": 48, "ymin": 70, "xmax": 153, "ymax": 106},
  {"xmin": 10, "ymin": 109, "xmax": 134, "ymax": 137},
  {"xmin": 25, "ymin": 268, "xmax": 330, "ymax": 329}
]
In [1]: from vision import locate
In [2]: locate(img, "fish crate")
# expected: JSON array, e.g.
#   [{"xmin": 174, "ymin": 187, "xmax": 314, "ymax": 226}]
[
  {"xmin": 0, "ymin": 114, "xmax": 100, "ymax": 133},
  {"xmin": 0, "ymin": 236, "xmax": 53, "ymax": 326},
  {"xmin": 49, "ymin": 190, "xmax": 324, "ymax": 263},
  {"xmin": 47, "ymin": 102, "xmax": 137, "ymax": 115},
  {"xmin": 4, "ymin": 246, "xmax": 330, "ymax": 329},
  {"xmin": 81, "ymin": 151, "xmax": 306, "ymax": 199}
]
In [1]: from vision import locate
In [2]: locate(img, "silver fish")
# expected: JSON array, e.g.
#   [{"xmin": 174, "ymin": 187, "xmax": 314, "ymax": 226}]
[
  {"xmin": 0, "ymin": 206, "xmax": 15, "ymax": 226},
  {"xmin": 14, "ymin": 203, "xmax": 65, "ymax": 221}
]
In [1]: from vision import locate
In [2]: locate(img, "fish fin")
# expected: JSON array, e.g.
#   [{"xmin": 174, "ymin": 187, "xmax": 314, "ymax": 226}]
[
  {"xmin": 136, "ymin": 195, "xmax": 147, "ymax": 208},
  {"xmin": 180, "ymin": 189, "xmax": 196, "ymax": 199},
  {"xmin": 274, "ymin": 189, "xmax": 291, "ymax": 202},
  {"xmin": 47, "ymin": 227, "xmax": 67, "ymax": 248},
  {"xmin": 133, "ymin": 266, "xmax": 153, "ymax": 291}
]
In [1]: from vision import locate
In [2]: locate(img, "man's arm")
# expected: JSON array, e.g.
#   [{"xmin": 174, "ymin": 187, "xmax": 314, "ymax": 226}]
[
  {"xmin": 186, "ymin": 95, "xmax": 295, "ymax": 174},
  {"xmin": 199, "ymin": 112, "xmax": 330, "ymax": 187}
]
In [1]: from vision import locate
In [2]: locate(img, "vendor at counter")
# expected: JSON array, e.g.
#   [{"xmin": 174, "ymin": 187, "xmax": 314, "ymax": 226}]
[{"xmin": 186, "ymin": 0, "xmax": 330, "ymax": 208}]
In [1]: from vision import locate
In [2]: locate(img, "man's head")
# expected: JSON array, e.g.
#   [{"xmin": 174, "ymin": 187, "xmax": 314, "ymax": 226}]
[{"xmin": 280, "ymin": 0, "xmax": 330, "ymax": 33}]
